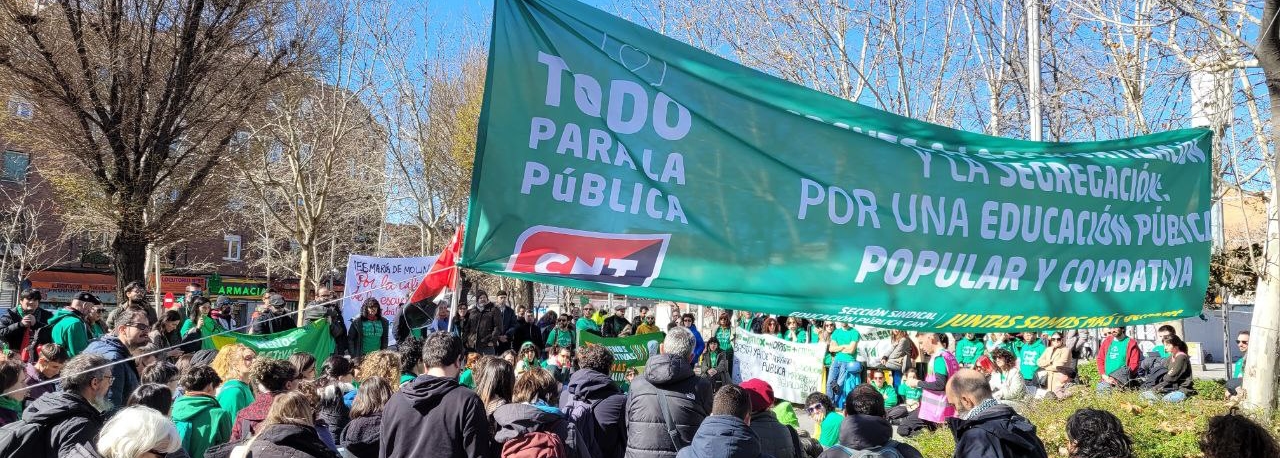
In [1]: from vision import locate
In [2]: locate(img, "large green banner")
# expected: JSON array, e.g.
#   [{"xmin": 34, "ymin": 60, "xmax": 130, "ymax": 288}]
[
  {"xmin": 200, "ymin": 320, "xmax": 335, "ymax": 374},
  {"xmin": 579, "ymin": 332, "xmax": 664, "ymax": 384},
  {"xmin": 461, "ymin": 0, "xmax": 1213, "ymax": 331}
]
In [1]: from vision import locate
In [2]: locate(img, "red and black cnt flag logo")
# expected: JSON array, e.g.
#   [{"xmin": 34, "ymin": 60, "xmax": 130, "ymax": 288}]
[{"xmin": 506, "ymin": 226, "xmax": 671, "ymax": 287}]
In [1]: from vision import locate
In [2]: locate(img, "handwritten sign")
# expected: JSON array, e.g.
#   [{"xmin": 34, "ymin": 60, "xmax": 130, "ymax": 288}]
[{"xmin": 343, "ymin": 254, "xmax": 437, "ymax": 344}]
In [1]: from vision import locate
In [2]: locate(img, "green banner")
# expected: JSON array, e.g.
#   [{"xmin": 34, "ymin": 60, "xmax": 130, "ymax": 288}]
[
  {"xmin": 201, "ymin": 319, "xmax": 334, "ymax": 375},
  {"xmin": 579, "ymin": 331, "xmax": 664, "ymax": 384},
  {"xmin": 461, "ymin": 0, "xmax": 1213, "ymax": 332}
]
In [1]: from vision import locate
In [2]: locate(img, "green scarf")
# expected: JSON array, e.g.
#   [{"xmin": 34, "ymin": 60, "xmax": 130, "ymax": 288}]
[
  {"xmin": 709, "ymin": 352, "xmax": 719, "ymax": 368},
  {"xmin": 0, "ymin": 396, "xmax": 21, "ymax": 414}
]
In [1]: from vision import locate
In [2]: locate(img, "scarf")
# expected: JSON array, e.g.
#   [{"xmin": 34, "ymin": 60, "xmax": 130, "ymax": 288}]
[
  {"xmin": 961, "ymin": 398, "xmax": 999, "ymax": 420},
  {"xmin": 0, "ymin": 396, "xmax": 21, "ymax": 414}
]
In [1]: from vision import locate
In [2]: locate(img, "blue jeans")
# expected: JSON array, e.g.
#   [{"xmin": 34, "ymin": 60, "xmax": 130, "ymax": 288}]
[
  {"xmin": 828, "ymin": 360, "xmax": 863, "ymax": 408},
  {"xmin": 1141, "ymin": 390, "xmax": 1187, "ymax": 403}
]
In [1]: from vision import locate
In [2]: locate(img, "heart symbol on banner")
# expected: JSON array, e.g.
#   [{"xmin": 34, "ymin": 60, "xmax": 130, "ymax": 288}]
[{"xmin": 618, "ymin": 45, "xmax": 650, "ymax": 73}]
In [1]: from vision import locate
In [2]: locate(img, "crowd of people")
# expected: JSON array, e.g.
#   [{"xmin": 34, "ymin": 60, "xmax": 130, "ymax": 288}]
[{"xmin": 0, "ymin": 285, "xmax": 1271, "ymax": 458}]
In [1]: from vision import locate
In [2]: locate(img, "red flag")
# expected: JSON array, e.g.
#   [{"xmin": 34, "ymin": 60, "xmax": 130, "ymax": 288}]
[{"xmin": 408, "ymin": 225, "xmax": 463, "ymax": 306}]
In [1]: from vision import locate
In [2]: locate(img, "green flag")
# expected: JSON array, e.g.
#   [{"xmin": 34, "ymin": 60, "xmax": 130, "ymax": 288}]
[
  {"xmin": 579, "ymin": 331, "xmax": 664, "ymax": 385},
  {"xmin": 203, "ymin": 319, "xmax": 334, "ymax": 375},
  {"xmin": 461, "ymin": 0, "xmax": 1213, "ymax": 332}
]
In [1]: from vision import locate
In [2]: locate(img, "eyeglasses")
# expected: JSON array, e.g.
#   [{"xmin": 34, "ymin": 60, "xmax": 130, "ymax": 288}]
[
  {"xmin": 1238, "ymin": 340, "xmax": 1250, "ymax": 344},
  {"xmin": 126, "ymin": 322, "xmax": 151, "ymax": 332},
  {"xmin": 805, "ymin": 404, "xmax": 821, "ymax": 414}
]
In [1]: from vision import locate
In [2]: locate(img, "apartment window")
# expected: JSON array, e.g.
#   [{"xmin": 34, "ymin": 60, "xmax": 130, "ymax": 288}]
[
  {"xmin": 2, "ymin": 151, "xmax": 29, "ymax": 182},
  {"xmin": 7, "ymin": 97, "xmax": 33, "ymax": 120},
  {"xmin": 223, "ymin": 235, "xmax": 242, "ymax": 261}
]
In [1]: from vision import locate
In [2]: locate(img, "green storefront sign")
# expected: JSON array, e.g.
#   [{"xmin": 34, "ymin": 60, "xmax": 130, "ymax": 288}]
[
  {"xmin": 460, "ymin": 0, "xmax": 1213, "ymax": 332},
  {"xmin": 206, "ymin": 273, "xmax": 268, "ymax": 299}
]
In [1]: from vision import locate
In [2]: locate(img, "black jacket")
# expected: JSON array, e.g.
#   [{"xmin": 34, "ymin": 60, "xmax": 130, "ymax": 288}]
[
  {"xmin": 83, "ymin": 335, "xmax": 139, "ymax": 413},
  {"xmin": 602, "ymin": 315, "xmax": 631, "ymax": 337},
  {"xmin": 698, "ymin": 349, "xmax": 731, "ymax": 391},
  {"xmin": 379, "ymin": 374, "xmax": 493, "ymax": 458},
  {"xmin": 559, "ymin": 369, "xmax": 627, "ymax": 458},
  {"xmin": 513, "ymin": 319, "xmax": 542, "ymax": 353},
  {"xmin": 624, "ymin": 353, "xmax": 713, "ymax": 458},
  {"xmin": 674, "ymin": 415, "xmax": 765, "ymax": 458},
  {"xmin": 317, "ymin": 382, "xmax": 354, "ymax": 439},
  {"xmin": 947, "ymin": 404, "xmax": 1048, "ymax": 458},
  {"xmin": 465, "ymin": 303, "xmax": 503, "ymax": 351},
  {"xmin": 817, "ymin": 414, "xmax": 923, "ymax": 458},
  {"xmin": 340, "ymin": 413, "xmax": 382, "ymax": 458},
  {"xmin": 249, "ymin": 423, "xmax": 341, "ymax": 458},
  {"xmin": 347, "ymin": 317, "xmax": 390, "ymax": 358},
  {"xmin": 19, "ymin": 391, "xmax": 103, "ymax": 456},
  {"xmin": 252, "ymin": 307, "xmax": 296, "ymax": 335},
  {"xmin": 0, "ymin": 306, "xmax": 52, "ymax": 361},
  {"xmin": 749, "ymin": 410, "xmax": 801, "ymax": 458}
]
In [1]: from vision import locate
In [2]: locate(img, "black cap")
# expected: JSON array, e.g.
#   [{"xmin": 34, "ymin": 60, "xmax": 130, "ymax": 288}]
[{"xmin": 74, "ymin": 292, "xmax": 101, "ymax": 305}]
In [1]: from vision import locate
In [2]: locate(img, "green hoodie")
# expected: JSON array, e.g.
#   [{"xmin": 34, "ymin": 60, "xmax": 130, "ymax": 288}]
[
  {"xmin": 216, "ymin": 379, "xmax": 255, "ymax": 419},
  {"xmin": 172, "ymin": 395, "xmax": 232, "ymax": 458},
  {"xmin": 49, "ymin": 309, "xmax": 89, "ymax": 357}
]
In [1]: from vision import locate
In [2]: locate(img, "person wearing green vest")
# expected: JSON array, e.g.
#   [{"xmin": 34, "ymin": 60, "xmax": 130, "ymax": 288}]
[
  {"xmin": 955, "ymin": 333, "xmax": 984, "ymax": 367},
  {"xmin": 1096, "ymin": 326, "xmax": 1140, "ymax": 391},
  {"xmin": 172, "ymin": 366, "xmax": 233, "ymax": 458},
  {"xmin": 49, "ymin": 292, "xmax": 97, "ymax": 358},
  {"xmin": 1016, "ymin": 332, "xmax": 1047, "ymax": 384},
  {"xmin": 780, "ymin": 317, "xmax": 810, "ymax": 343},
  {"xmin": 827, "ymin": 322, "xmax": 861, "ymax": 409},
  {"xmin": 1226, "ymin": 330, "xmax": 1248, "ymax": 399},
  {"xmin": 805, "ymin": 392, "xmax": 842, "ymax": 448},
  {"xmin": 869, "ymin": 369, "xmax": 898, "ymax": 410}
]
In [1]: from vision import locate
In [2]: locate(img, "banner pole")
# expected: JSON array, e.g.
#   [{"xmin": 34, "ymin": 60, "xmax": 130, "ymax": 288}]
[{"xmin": 447, "ymin": 267, "xmax": 460, "ymax": 332}]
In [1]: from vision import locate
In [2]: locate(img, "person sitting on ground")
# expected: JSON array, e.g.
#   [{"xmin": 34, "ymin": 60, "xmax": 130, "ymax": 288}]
[
  {"xmin": 676, "ymin": 384, "xmax": 768, "ymax": 458},
  {"xmin": 230, "ymin": 357, "xmax": 299, "ymax": 441},
  {"xmin": 380, "ymin": 332, "xmax": 493, "ymax": 458},
  {"xmin": 340, "ymin": 376, "xmax": 392, "ymax": 458},
  {"xmin": 0, "ymin": 359, "xmax": 26, "ymax": 426},
  {"xmin": 544, "ymin": 345, "xmax": 573, "ymax": 384},
  {"xmin": 956, "ymin": 333, "xmax": 984, "ymax": 368},
  {"xmin": 740, "ymin": 378, "xmax": 803, "ymax": 458},
  {"xmin": 171, "ymin": 366, "xmax": 233, "ymax": 458},
  {"xmin": 514, "ymin": 342, "xmax": 541, "ymax": 377},
  {"xmin": 1199, "ymin": 411, "xmax": 1280, "ymax": 458},
  {"xmin": 559, "ymin": 343, "xmax": 626, "ymax": 458},
  {"xmin": 237, "ymin": 391, "xmax": 340, "ymax": 458},
  {"xmin": 989, "ymin": 347, "xmax": 1027, "ymax": 404},
  {"xmin": 23, "ymin": 343, "xmax": 66, "ymax": 405},
  {"xmin": 12, "ymin": 353, "xmax": 111, "ymax": 455},
  {"xmin": 1096, "ymin": 327, "xmax": 1140, "ymax": 392},
  {"xmin": 1065, "ymin": 408, "xmax": 1134, "ymax": 458},
  {"xmin": 1037, "ymin": 332, "xmax": 1074, "ymax": 399},
  {"xmin": 625, "ymin": 326, "xmax": 713, "ymax": 458},
  {"xmin": 90, "ymin": 406, "xmax": 181, "ymax": 458},
  {"xmin": 818, "ymin": 384, "xmax": 923, "ymax": 458},
  {"xmin": 886, "ymin": 367, "xmax": 922, "ymax": 423},
  {"xmin": 1140, "ymin": 335, "xmax": 1195, "ymax": 403},
  {"xmin": 697, "ymin": 337, "xmax": 731, "ymax": 392},
  {"xmin": 946, "ymin": 368, "xmax": 1049, "ymax": 458},
  {"xmin": 805, "ymin": 392, "xmax": 842, "ymax": 448},
  {"xmin": 494, "ymin": 367, "xmax": 570, "ymax": 456}
]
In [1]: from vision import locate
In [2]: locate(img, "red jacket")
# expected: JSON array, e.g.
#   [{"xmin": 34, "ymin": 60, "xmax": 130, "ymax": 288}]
[
  {"xmin": 231, "ymin": 391, "xmax": 277, "ymax": 441},
  {"xmin": 1096, "ymin": 336, "xmax": 1140, "ymax": 376}
]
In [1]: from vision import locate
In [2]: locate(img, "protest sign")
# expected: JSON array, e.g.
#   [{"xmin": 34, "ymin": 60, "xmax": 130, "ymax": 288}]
[
  {"xmin": 855, "ymin": 326, "xmax": 895, "ymax": 364},
  {"xmin": 459, "ymin": 0, "xmax": 1213, "ymax": 331},
  {"xmin": 343, "ymin": 255, "xmax": 437, "ymax": 344},
  {"xmin": 732, "ymin": 329, "xmax": 826, "ymax": 404},
  {"xmin": 580, "ymin": 331, "xmax": 664, "ymax": 385},
  {"xmin": 198, "ymin": 320, "xmax": 335, "ymax": 376}
]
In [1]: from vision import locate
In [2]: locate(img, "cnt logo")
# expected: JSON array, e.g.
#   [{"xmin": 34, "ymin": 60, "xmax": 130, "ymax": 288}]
[{"xmin": 506, "ymin": 226, "xmax": 671, "ymax": 287}]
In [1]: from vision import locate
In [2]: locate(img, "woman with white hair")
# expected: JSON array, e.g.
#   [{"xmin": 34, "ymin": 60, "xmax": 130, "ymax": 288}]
[{"xmin": 77, "ymin": 405, "xmax": 181, "ymax": 458}]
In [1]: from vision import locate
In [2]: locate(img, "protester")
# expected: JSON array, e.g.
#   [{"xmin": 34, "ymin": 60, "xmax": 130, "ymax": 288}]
[
  {"xmin": 23, "ymin": 342, "xmax": 66, "ymax": 405},
  {"xmin": 358, "ymin": 350, "xmax": 403, "ymax": 392},
  {"xmin": 234, "ymin": 391, "xmax": 339, "ymax": 458},
  {"xmin": 697, "ymin": 337, "xmax": 731, "ymax": 392},
  {"xmin": 869, "ymin": 369, "xmax": 899, "ymax": 411},
  {"xmin": 212, "ymin": 343, "xmax": 257, "ymax": 418},
  {"xmin": 474, "ymin": 355, "xmax": 515, "ymax": 433},
  {"xmin": 464, "ymin": 291, "xmax": 505, "ymax": 356},
  {"xmin": 180, "ymin": 297, "xmax": 217, "ymax": 355},
  {"xmin": 1199, "ymin": 412, "xmax": 1280, "ymax": 458},
  {"xmin": 1064, "ymin": 408, "xmax": 1133, "ymax": 458},
  {"xmin": 315, "ymin": 356, "xmax": 355, "ymax": 439},
  {"xmin": 955, "ymin": 333, "xmax": 983, "ymax": 368},
  {"xmin": 513, "ymin": 307, "xmax": 542, "ymax": 353},
  {"xmin": 121, "ymin": 281, "xmax": 157, "ymax": 325},
  {"xmin": 252, "ymin": 293, "xmax": 296, "ymax": 335},
  {"xmin": 84, "ymin": 305, "xmax": 150, "ymax": 412},
  {"xmin": 675, "ymin": 384, "xmax": 766, "ymax": 458},
  {"xmin": 827, "ymin": 322, "xmax": 861, "ymax": 410},
  {"xmin": 49, "ymin": 292, "xmax": 98, "ymax": 358},
  {"xmin": 560, "ymin": 343, "xmax": 627, "ymax": 458},
  {"xmin": 493, "ymin": 291, "xmax": 519, "ymax": 354},
  {"xmin": 879, "ymin": 329, "xmax": 917, "ymax": 387},
  {"xmin": 93, "ymin": 406, "xmax": 181, "ymax": 458},
  {"xmin": 303, "ymin": 287, "xmax": 348, "ymax": 357},
  {"xmin": 1095, "ymin": 327, "xmax": 1140, "ymax": 392},
  {"xmin": 125, "ymin": 383, "xmax": 173, "ymax": 417},
  {"xmin": 14, "ymin": 353, "xmax": 110, "ymax": 455},
  {"xmin": 898, "ymin": 332, "xmax": 957, "ymax": 437},
  {"xmin": 340, "ymin": 376, "xmax": 392, "ymax": 458},
  {"xmin": 545, "ymin": 345, "xmax": 574, "ymax": 384},
  {"xmin": 380, "ymin": 331, "xmax": 493, "ymax": 457},
  {"xmin": 683, "ymin": 314, "xmax": 705, "ymax": 361},
  {"xmin": 635, "ymin": 315, "xmax": 659, "ymax": 335},
  {"xmin": 1226, "ymin": 330, "xmax": 1248, "ymax": 399},
  {"xmin": 182, "ymin": 283, "xmax": 204, "ymax": 318},
  {"xmin": 348, "ymin": 298, "xmax": 390, "ymax": 359},
  {"xmin": 514, "ymin": 341, "xmax": 541, "ymax": 376},
  {"xmin": 780, "ymin": 317, "xmax": 809, "ymax": 343},
  {"xmin": 141, "ymin": 360, "xmax": 180, "ymax": 395},
  {"xmin": 712, "ymin": 312, "xmax": 735, "ymax": 360},
  {"xmin": 760, "ymin": 317, "xmax": 780, "ymax": 336},
  {"xmin": 805, "ymin": 392, "xmax": 842, "ymax": 448},
  {"xmin": 577, "ymin": 304, "xmax": 602, "ymax": 340},
  {"xmin": 151, "ymin": 309, "xmax": 184, "ymax": 359},
  {"xmin": 212, "ymin": 296, "xmax": 237, "ymax": 331},
  {"xmin": 172, "ymin": 366, "xmax": 233, "ymax": 458},
  {"xmin": 230, "ymin": 357, "xmax": 299, "ymax": 441},
  {"xmin": 819, "ymin": 385, "xmax": 923, "ymax": 458},
  {"xmin": 0, "ymin": 289, "xmax": 51, "ymax": 363},
  {"xmin": 945, "ymin": 368, "xmax": 1048, "ymax": 458},
  {"xmin": 740, "ymin": 378, "xmax": 802, "ymax": 458},
  {"xmin": 988, "ymin": 348, "xmax": 1026, "ymax": 405},
  {"xmin": 493, "ymin": 367, "xmax": 569, "ymax": 456},
  {"xmin": 625, "ymin": 326, "xmax": 712, "ymax": 458},
  {"xmin": 501, "ymin": 349, "xmax": 518, "ymax": 366},
  {"xmin": 423, "ymin": 302, "xmax": 456, "ymax": 335},
  {"xmin": 1037, "ymin": 332, "xmax": 1074, "ymax": 399},
  {"xmin": 85, "ymin": 303, "xmax": 107, "ymax": 340},
  {"xmin": 460, "ymin": 352, "xmax": 480, "ymax": 388},
  {"xmin": 1016, "ymin": 332, "xmax": 1047, "ymax": 388},
  {"xmin": 602, "ymin": 305, "xmax": 632, "ymax": 338},
  {"xmin": 1140, "ymin": 335, "xmax": 1195, "ymax": 403},
  {"xmin": 396, "ymin": 337, "xmax": 424, "ymax": 386},
  {"xmin": 886, "ymin": 367, "xmax": 922, "ymax": 423},
  {"xmin": 0, "ymin": 359, "xmax": 25, "ymax": 426},
  {"xmin": 547, "ymin": 315, "xmax": 576, "ymax": 350}
]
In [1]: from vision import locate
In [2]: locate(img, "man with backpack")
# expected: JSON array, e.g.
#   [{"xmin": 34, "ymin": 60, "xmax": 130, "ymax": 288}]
[
  {"xmin": 675, "ymin": 384, "xmax": 767, "ymax": 458},
  {"xmin": 624, "ymin": 326, "xmax": 712, "ymax": 458},
  {"xmin": 0, "ymin": 290, "xmax": 52, "ymax": 363},
  {"xmin": 818, "ymin": 384, "xmax": 923, "ymax": 458},
  {"xmin": 0, "ymin": 353, "xmax": 111, "ymax": 455},
  {"xmin": 560, "ymin": 344, "xmax": 627, "ymax": 458},
  {"xmin": 739, "ymin": 378, "xmax": 803, "ymax": 458},
  {"xmin": 946, "ymin": 369, "xmax": 1048, "ymax": 458},
  {"xmin": 44, "ymin": 292, "xmax": 98, "ymax": 358}
]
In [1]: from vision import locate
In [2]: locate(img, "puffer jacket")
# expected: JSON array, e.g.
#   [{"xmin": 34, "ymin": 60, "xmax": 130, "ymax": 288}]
[
  {"xmin": 624, "ymin": 353, "xmax": 713, "ymax": 458},
  {"xmin": 817, "ymin": 414, "xmax": 923, "ymax": 458},
  {"xmin": 20, "ymin": 390, "xmax": 103, "ymax": 456},
  {"xmin": 748, "ymin": 410, "xmax": 801, "ymax": 458},
  {"xmin": 947, "ymin": 404, "xmax": 1048, "ymax": 458},
  {"xmin": 673, "ymin": 415, "xmax": 764, "ymax": 458},
  {"xmin": 339, "ymin": 413, "xmax": 382, "ymax": 458},
  {"xmin": 246, "ymin": 423, "xmax": 340, "ymax": 458},
  {"xmin": 317, "ymin": 381, "xmax": 354, "ymax": 438}
]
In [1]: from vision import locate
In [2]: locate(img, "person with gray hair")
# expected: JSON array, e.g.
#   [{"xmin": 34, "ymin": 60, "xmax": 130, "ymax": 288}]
[
  {"xmin": 945, "ymin": 368, "xmax": 1048, "ymax": 458},
  {"xmin": 9, "ymin": 353, "xmax": 113, "ymax": 455},
  {"xmin": 624, "ymin": 325, "xmax": 713, "ymax": 458},
  {"xmin": 93, "ymin": 406, "xmax": 180, "ymax": 458}
]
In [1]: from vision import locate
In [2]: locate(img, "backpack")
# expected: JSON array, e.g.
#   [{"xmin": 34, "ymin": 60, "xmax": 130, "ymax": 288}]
[
  {"xmin": 0, "ymin": 419, "xmax": 50, "ymax": 456},
  {"xmin": 830, "ymin": 440, "xmax": 904, "ymax": 458},
  {"xmin": 561, "ymin": 393, "xmax": 603, "ymax": 458},
  {"xmin": 501, "ymin": 431, "xmax": 566, "ymax": 458},
  {"xmin": 26, "ymin": 314, "xmax": 69, "ymax": 361}
]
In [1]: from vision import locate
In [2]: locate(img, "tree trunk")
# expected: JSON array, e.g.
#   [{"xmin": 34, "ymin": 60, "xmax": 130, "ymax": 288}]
[
  {"xmin": 522, "ymin": 280, "xmax": 534, "ymax": 310},
  {"xmin": 112, "ymin": 225, "xmax": 149, "ymax": 305},
  {"xmin": 297, "ymin": 245, "xmax": 312, "ymax": 326},
  {"xmin": 1245, "ymin": 0, "xmax": 1280, "ymax": 415}
]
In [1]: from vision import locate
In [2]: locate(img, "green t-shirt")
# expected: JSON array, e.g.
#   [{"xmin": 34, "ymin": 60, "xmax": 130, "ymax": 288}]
[
  {"xmin": 576, "ymin": 318, "xmax": 600, "ymax": 339},
  {"xmin": 361, "ymin": 320, "xmax": 384, "ymax": 353},
  {"xmin": 1103, "ymin": 337, "xmax": 1131, "ymax": 375},
  {"xmin": 818, "ymin": 412, "xmax": 843, "ymax": 447},
  {"xmin": 546, "ymin": 329, "xmax": 574, "ymax": 348},
  {"xmin": 1018, "ymin": 340, "xmax": 1046, "ymax": 380},
  {"xmin": 714, "ymin": 328, "xmax": 733, "ymax": 350},
  {"xmin": 876, "ymin": 383, "xmax": 898, "ymax": 409},
  {"xmin": 459, "ymin": 369, "xmax": 474, "ymax": 388},
  {"xmin": 831, "ymin": 328, "xmax": 860, "ymax": 363},
  {"xmin": 781, "ymin": 330, "xmax": 809, "ymax": 343},
  {"xmin": 930, "ymin": 355, "xmax": 949, "ymax": 378},
  {"xmin": 1154, "ymin": 345, "xmax": 1170, "ymax": 358},
  {"xmin": 956, "ymin": 338, "xmax": 983, "ymax": 365},
  {"xmin": 898, "ymin": 382, "xmax": 922, "ymax": 401},
  {"xmin": 1233, "ymin": 354, "xmax": 1246, "ymax": 378}
]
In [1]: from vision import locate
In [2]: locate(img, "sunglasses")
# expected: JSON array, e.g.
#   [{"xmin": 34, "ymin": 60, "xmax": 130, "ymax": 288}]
[
  {"xmin": 805, "ymin": 404, "xmax": 821, "ymax": 413},
  {"xmin": 1238, "ymin": 340, "xmax": 1250, "ymax": 344}
]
